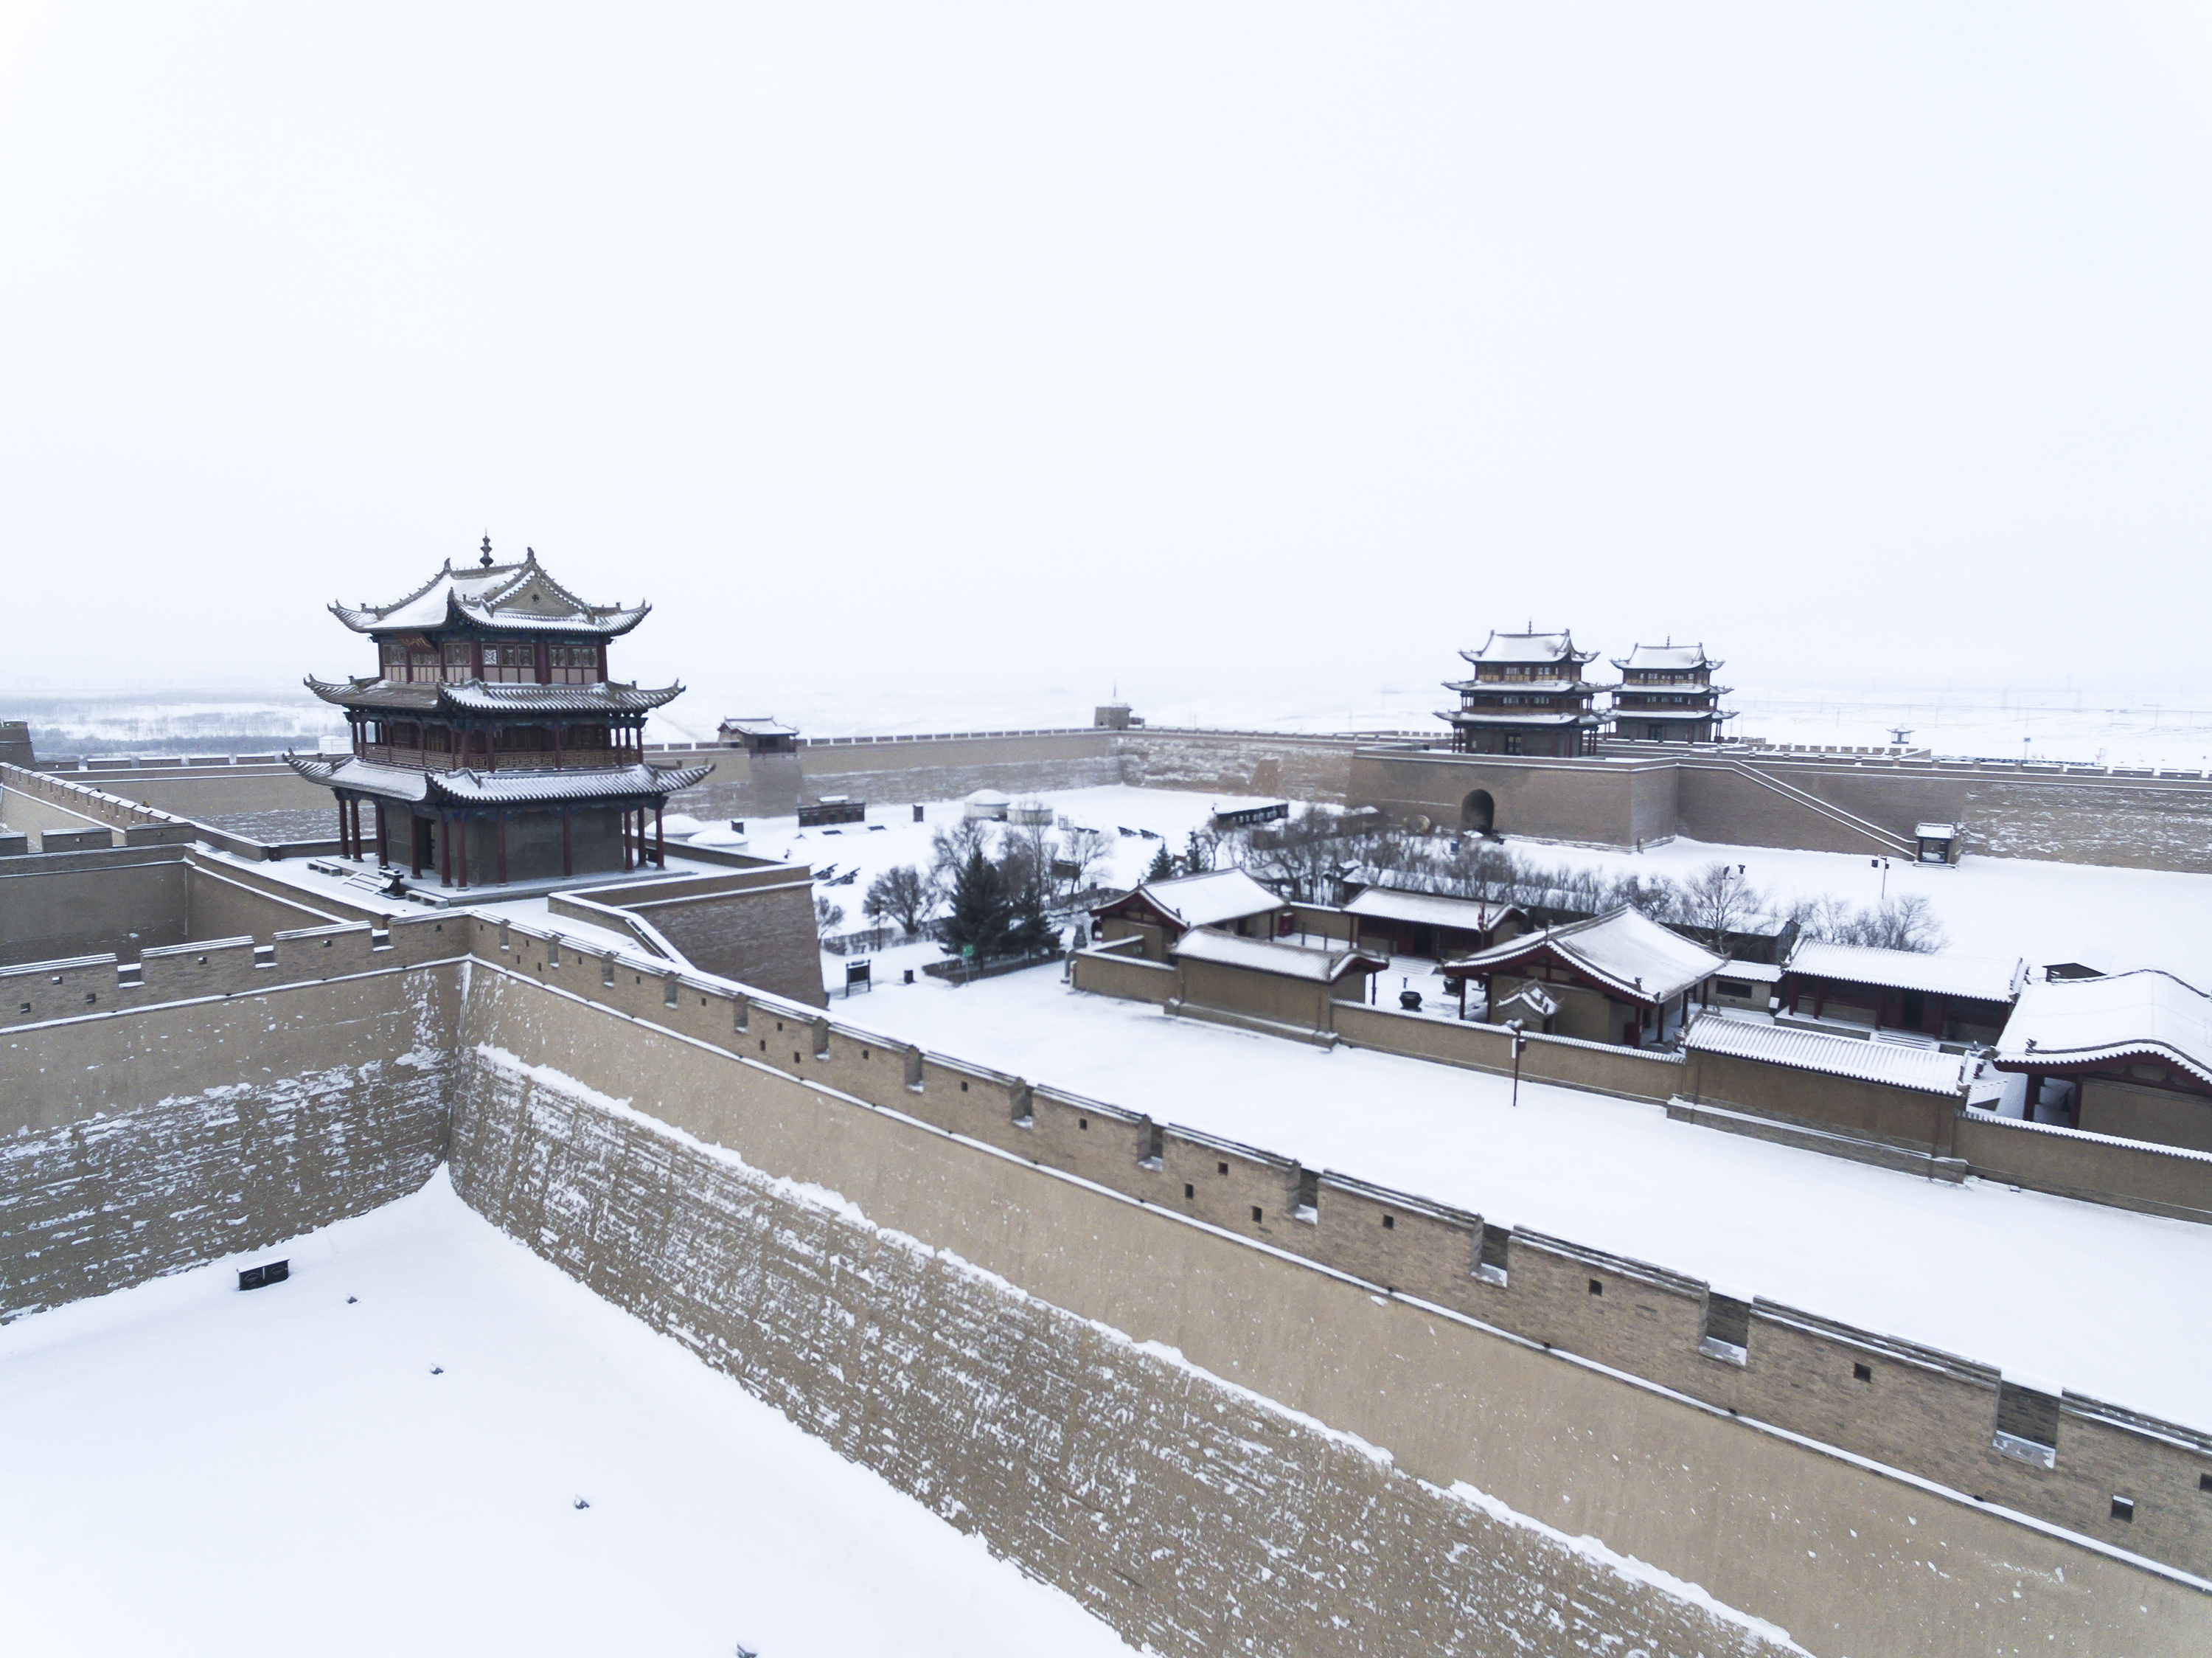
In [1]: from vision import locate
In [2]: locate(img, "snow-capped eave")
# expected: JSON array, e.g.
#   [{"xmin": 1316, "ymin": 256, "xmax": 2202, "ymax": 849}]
[
  {"xmin": 302, "ymin": 675, "xmax": 684, "ymax": 715},
  {"xmin": 1990, "ymin": 1039, "xmax": 2212, "ymax": 1089}
]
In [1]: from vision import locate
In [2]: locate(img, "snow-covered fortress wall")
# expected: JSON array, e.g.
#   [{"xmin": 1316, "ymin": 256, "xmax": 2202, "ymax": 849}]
[
  {"xmin": 36, "ymin": 732, "xmax": 2212, "ymax": 870},
  {"xmin": 6, "ymin": 913, "xmax": 2211, "ymax": 1652},
  {"xmin": 437, "ymin": 943, "xmax": 2208, "ymax": 1654},
  {"xmin": 449, "ymin": 1038, "xmax": 1790, "ymax": 1658},
  {"xmin": 0, "ymin": 918, "xmax": 462, "ymax": 1319},
  {"xmin": 1357, "ymin": 746, "xmax": 2212, "ymax": 871}
]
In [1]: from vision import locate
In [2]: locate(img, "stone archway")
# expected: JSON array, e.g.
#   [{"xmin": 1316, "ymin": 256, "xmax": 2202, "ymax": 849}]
[{"xmin": 1461, "ymin": 788, "xmax": 1495, "ymax": 836}]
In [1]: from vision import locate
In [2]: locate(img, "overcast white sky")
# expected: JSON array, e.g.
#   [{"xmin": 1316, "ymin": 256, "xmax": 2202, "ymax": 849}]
[{"xmin": 2, "ymin": 4, "xmax": 2209, "ymax": 727}]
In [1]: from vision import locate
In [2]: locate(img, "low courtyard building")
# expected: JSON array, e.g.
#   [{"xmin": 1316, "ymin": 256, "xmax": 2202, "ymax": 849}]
[
  {"xmin": 1780, "ymin": 940, "xmax": 2024, "ymax": 1044},
  {"xmin": 1992, "ymin": 969, "xmax": 2212, "ymax": 1151},
  {"xmin": 1092, "ymin": 869, "xmax": 1289, "ymax": 962},
  {"xmin": 1342, "ymin": 886, "xmax": 1524, "ymax": 960},
  {"xmin": 1170, "ymin": 927, "xmax": 1388, "ymax": 1033},
  {"xmin": 1439, "ymin": 906, "xmax": 1726, "ymax": 1045}
]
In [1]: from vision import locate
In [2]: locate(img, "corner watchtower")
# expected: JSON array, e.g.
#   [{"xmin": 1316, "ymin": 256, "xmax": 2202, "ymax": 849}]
[{"xmin": 286, "ymin": 538, "xmax": 711, "ymax": 889}]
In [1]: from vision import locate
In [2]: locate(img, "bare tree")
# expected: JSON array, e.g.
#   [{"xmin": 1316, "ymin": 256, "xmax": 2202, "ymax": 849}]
[
  {"xmin": 814, "ymin": 895, "xmax": 846, "ymax": 940},
  {"xmin": 863, "ymin": 864, "xmax": 932, "ymax": 937},
  {"xmin": 1677, "ymin": 861, "xmax": 1760, "ymax": 952},
  {"xmin": 1060, "ymin": 826, "xmax": 1112, "ymax": 893}
]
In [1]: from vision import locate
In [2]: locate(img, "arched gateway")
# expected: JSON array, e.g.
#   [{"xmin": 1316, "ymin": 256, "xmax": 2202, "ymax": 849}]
[{"xmin": 1461, "ymin": 788, "xmax": 1495, "ymax": 836}]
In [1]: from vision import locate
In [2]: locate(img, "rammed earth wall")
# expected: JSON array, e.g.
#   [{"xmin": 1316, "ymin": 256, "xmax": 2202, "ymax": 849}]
[
  {"xmin": 0, "ymin": 953, "xmax": 459, "ymax": 1319},
  {"xmin": 448, "ymin": 1041, "xmax": 1791, "ymax": 1658}
]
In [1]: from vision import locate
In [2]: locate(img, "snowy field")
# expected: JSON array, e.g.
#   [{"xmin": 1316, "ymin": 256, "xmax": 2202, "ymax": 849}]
[
  {"xmin": 0, "ymin": 1173, "xmax": 1128, "ymax": 1658},
  {"xmin": 21, "ymin": 683, "xmax": 2212, "ymax": 770},
  {"xmin": 835, "ymin": 966, "xmax": 2212, "ymax": 1432}
]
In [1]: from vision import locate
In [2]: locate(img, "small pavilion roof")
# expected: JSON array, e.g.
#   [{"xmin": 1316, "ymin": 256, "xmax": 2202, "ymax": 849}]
[
  {"xmin": 285, "ymin": 753, "xmax": 712, "ymax": 808},
  {"xmin": 330, "ymin": 547, "xmax": 650, "ymax": 638},
  {"xmin": 1784, "ymin": 940, "xmax": 2025, "ymax": 1005},
  {"xmin": 1993, "ymin": 969, "xmax": 2212, "ymax": 1086},
  {"xmin": 1458, "ymin": 630, "xmax": 1599, "ymax": 667},
  {"xmin": 1612, "ymin": 642, "xmax": 1722, "ymax": 673},
  {"xmin": 1171, "ymin": 928, "xmax": 1385, "ymax": 985},
  {"xmin": 1440, "ymin": 906, "xmax": 1725, "ymax": 1005},
  {"xmin": 305, "ymin": 677, "xmax": 683, "ymax": 717}
]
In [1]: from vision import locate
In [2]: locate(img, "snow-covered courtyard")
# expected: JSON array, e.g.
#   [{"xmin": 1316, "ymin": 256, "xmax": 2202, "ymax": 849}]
[
  {"xmin": 757, "ymin": 783, "xmax": 2212, "ymax": 991},
  {"xmin": 835, "ymin": 963, "xmax": 2212, "ymax": 1432},
  {"xmin": 0, "ymin": 1174, "xmax": 1128, "ymax": 1658}
]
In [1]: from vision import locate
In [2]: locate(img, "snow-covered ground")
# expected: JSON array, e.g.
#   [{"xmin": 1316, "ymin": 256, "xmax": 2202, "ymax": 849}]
[
  {"xmin": 1470, "ymin": 835, "xmax": 2212, "ymax": 987},
  {"xmin": 0, "ymin": 1172, "xmax": 1129, "ymax": 1658},
  {"xmin": 833, "ymin": 966, "xmax": 2212, "ymax": 1431}
]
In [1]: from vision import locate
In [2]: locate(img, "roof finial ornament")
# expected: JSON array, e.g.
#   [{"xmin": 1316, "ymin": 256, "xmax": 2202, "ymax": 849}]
[{"xmin": 479, "ymin": 533, "xmax": 493, "ymax": 568}]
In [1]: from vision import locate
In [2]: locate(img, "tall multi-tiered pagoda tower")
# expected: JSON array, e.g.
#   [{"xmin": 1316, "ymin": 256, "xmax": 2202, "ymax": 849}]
[
  {"xmin": 1607, "ymin": 642, "xmax": 1733, "ymax": 743},
  {"xmin": 1437, "ymin": 629, "xmax": 1605, "ymax": 757},
  {"xmin": 288, "ymin": 539, "xmax": 711, "ymax": 889}
]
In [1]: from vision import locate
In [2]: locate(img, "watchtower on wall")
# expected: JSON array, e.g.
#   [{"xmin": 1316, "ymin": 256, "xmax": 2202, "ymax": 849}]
[
  {"xmin": 288, "ymin": 538, "xmax": 711, "ymax": 889},
  {"xmin": 1437, "ymin": 630, "xmax": 1604, "ymax": 757},
  {"xmin": 1608, "ymin": 642, "xmax": 1733, "ymax": 743}
]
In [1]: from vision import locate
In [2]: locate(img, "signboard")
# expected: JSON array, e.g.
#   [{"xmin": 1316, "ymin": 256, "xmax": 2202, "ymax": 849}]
[
  {"xmin": 1211, "ymin": 802, "xmax": 1291, "ymax": 830},
  {"xmin": 844, "ymin": 959, "xmax": 872, "ymax": 994}
]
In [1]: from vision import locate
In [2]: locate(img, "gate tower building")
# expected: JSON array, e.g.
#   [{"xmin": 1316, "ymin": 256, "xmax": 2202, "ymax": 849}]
[
  {"xmin": 1437, "ymin": 630, "xmax": 1605, "ymax": 757},
  {"xmin": 1607, "ymin": 642, "xmax": 1734, "ymax": 743},
  {"xmin": 288, "ymin": 538, "xmax": 711, "ymax": 888}
]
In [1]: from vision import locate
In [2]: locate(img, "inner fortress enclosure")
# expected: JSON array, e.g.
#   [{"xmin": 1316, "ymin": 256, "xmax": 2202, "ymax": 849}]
[{"xmin": 8, "ymin": 611, "xmax": 2212, "ymax": 1654}]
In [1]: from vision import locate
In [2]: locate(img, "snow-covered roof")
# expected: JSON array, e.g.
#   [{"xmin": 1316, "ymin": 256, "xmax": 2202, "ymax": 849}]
[
  {"xmin": 1458, "ymin": 630, "xmax": 1598, "ymax": 667},
  {"xmin": 1687, "ymin": 1016, "xmax": 1981, "ymax": 1097},
  {"xmin": 1717, "ymin": 959, "xmax": 1784, "ymax": 983},
  {"xmin": 1607, "ymin": 707, "xmax": 1730, "ymax": 723},
  {"xmin": 1172, "ymin": 928, "xmax": 1382, "ymax": 984},
  {"xmin": 330, "ymin": 549, "xmax": 650, "ymax": 639},
  {"xmin": 1914, "ymin": 822, "xmax": 1962, "ymax": 839},
  {"xmin": 1441, "ymin": 906, "xmax": 1726, "ymax": 1004},
  {"xmin": 1611, "ymin": 643, "xmax": 1719, "ymax": 673},
  {"xmin": 1786, "ymin": 940, "xmax": 2023, "ymax": 1004},
  {"xmin": 1994, "ymin": 970, "xmax": 2212, "ymax": 1086},
  {"xmin": 719, "ymin": 718, "xmax": 798, "ymax": 737},
  {"xmin": 1346, "ymin": 887, "xmax": 1516, "ymax": 932},
  {"xmin": 964, "ymin": 788, "xmax": 1012, "ymax": 805},
  {"xmin": 305, "ymin": 677, "xmax": 681, "ymax": 715},
  {"xmin": 1105, "ymin": 868, "xmax": 1286, "ymax": 931},
  {"xmin": 1436, "ymin": 708, "xmax": 1600, "ymax": 727},
  {"xmin": 285, "ymin": 754, "xmax": 712, "ymax": 808}
]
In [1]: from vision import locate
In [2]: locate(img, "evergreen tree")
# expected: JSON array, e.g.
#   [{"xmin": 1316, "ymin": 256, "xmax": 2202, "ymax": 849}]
[
  {"xmin": 1144, "ymin": 842, "xmax": 1176, "ymax": 883},
  {"xmin": 942, "ymin": 848, "xmax": 1010, "ymax": 954}
]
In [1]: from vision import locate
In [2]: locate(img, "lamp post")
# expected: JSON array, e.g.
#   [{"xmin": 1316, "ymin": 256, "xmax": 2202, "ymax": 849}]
[
  {"xmin": 1871, "ymin": 856, "xmax": 1891, "ymax": 903},
  {"xmin": 1508, "ymin": 1018, "xmax": 1526, "ymax": 1109}
]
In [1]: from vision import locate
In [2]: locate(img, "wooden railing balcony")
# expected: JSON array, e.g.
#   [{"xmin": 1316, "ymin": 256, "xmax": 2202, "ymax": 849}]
[{"xmin": 355, "ymin": 743, "xmax": 633, "ymax": 772}]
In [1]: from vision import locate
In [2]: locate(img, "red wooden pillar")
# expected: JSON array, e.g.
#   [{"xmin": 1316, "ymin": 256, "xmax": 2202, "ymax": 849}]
[
  {"xmin": 408, "ymin": 811, "xmax": 422, "ymax": 878},
  {"xmin": 375, "ymin": 802, "xmax": 388, "ymax": 866},
  {"xmin": 495, "ymin": 816, "xmax": 507, "ymax": 886},
  {"xmin": 655, "ymin": 805, "xmax": 664, "ymax": 868},
  {"xmin": 561, "ymin": 811, "xmax": 572, "ymax": 877},
  {"xmin": 438, "ymin": 814, "xmax": 451, "ymax": 886},
  {"xmin": 337, "ymin": 799, "xmax": 349, "ymax": 856},
  {"xmin": 456, "ymin": 816, "xmax": 469, "ymax": 889},
  {"xmin": 622, "ymin": 808, "xmax": 633, "ymax": 871}
]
